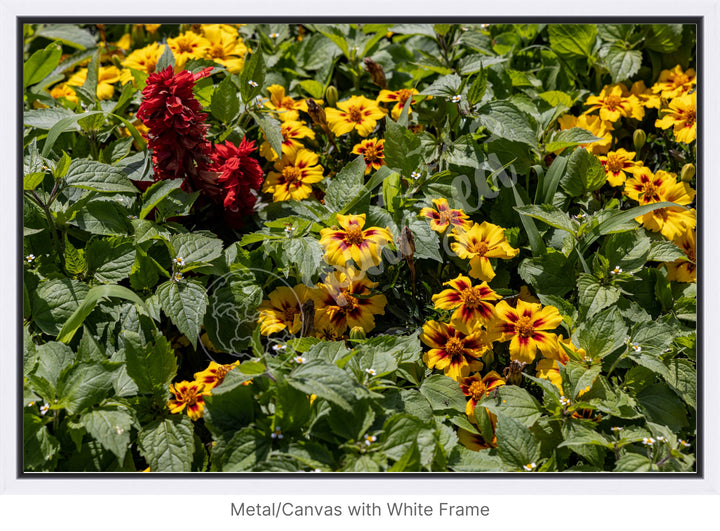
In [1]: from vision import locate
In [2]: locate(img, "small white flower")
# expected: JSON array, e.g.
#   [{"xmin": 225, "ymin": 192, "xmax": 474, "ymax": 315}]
[
  {"xmin": 679, "ymin": 439, "xmax": 691, "ymax": 448},
  {"xmin": 174, "ymin": 256, "xmax": 185, "ymax": 267},
  {"xmin": 480, "ymin": 24, "xmax": 490, "ymax": 29},
  {"xmin": 560, "ymin": 396, "xmax": 571, "ymax": 406},
  {"xmin": 461, "ymin": 27, "xmax": 469, "ymax": 31},
  {"xmin": 127, "ymin": 215, "xmax": 138, "ymax": 219},
  {"xmin": 656, "ymin": 436, "xmax": 667, "ymax": 443},
  {"xmin": 611, "ymin": 426, "xmax": 623, "ymax": 432},
  {"xmin": 451, "ymin": 94, "xmax": 462, "ymax": 103},
  {"xmin": 174, "ymin": 272, "xmax": 184, "ymax": 282},
  {"xmin": 272, "ymin": 343, "xmax": 286, "ymax": 352},
  {"xmin": 270, "ymin": 33, "xmax": 279, "ymax": 38},
  {"xmin": 312, "ymin": 468, "xmax": 322, "ymax": 472},
  {"xmin": 574, "ymin": 212, "xmax": 586, "ymax": 220},
  {"xmin": 248, "ymin": 80, "xmax": 258, "ymax": 87},
  {"xmin": 522, "ymin": 462, "xmax": 537, "ymax": 471},
  {"xmin": 293, "ymin": 356, "xmax": 306, "ymax": 364},
  {"xmin": 284, "ymin": 224, "xmax": 295, "ymax": 237},
  {"xmin": 631, "ymin": 342, "xmax": 642, "ymax": 353},
  {"xmin": 365, "ymin": 368, "xmax": 377, "ymax": 376},
  {"xmin": 271, "ymin": 427, "xmax": 283, "ymax": 439},
  {"xmin": 611, "ymin": 265, "xmax": 622, "ymax": 275},
  {"xmin": 25, "ymin": 254, "xmax": 35, "ymax": 263},
  {"xmin": 39, "ymin": 402, "xmax": 49, "ymax": 416},
  {"xmin": 411, "ymin": 171, "xmax": 421, "ymax": 180},
  {"xmin": 364, "ymin": 434, "xmax": 377, "ymax": 446},
  {"xmin": 642, "ymin": 437, "xmax": 655, "ymax": 446}
]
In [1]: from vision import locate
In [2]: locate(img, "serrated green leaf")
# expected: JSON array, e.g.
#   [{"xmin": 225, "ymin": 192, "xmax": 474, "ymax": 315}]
[
  {"xmin": 478, "ymin": 101, "xmax": 538, "ymax": 148},
  {"xmin": 381, "ymin": 413, "xmax": 436, "ymax": 467},
  {"xmin": 286, "ymin": 359, "xmax": 359, "ymax": 411},
  {"xmin": 56, "ymin": 361, "xmax": 119, "ymax": 414},
  {"xmin": 33, "ymin": 278, "xmax": 90, "ymax": 336},
  {"xmin": 604, "ymin": 45, "xmax": 642, "ymax": 83},
  {"xmin": 170, "ymin": 233, "xmax": 223, "ymax": 266},
  {"xmin": 324, "ymin": 155, "xmax": 367, "ymax": 213},
  {"xmin": 157, "ymin": 279, "xmax": 208, "ymax": 348},
  {"xmin": 419, "ymin": 374, "xmax": 467, "ymax": 413},
  {"xmin": 252, "ymin": 112, "xmax": 283, "ymax": 159},
  {"xmin": 211, "ymin": 74, "xmax": 240, "ymax": 123},
  {"xmin": 562, "ymin": 147, "xmax": 605, "ymax": 197},
  {"xmin": 495, "ymin": 413, "xmax": 541, "ymax": 469},
  {"xmin": 221, "ymin": 428, "xmax": 270, "ymax": 471},
  {"xmin": 514, "ymin": 204, "xmax": 577, "ymax": 234},
  {"xmin": 573, "ymin": 307, "xmax": 628, "ymax": 359},
  {"xmin": 545, "ymin": 127, "xmax": 601, "ymax": 153},
  {"xmin": 518, "ymin": 251, "xmax": 575, "ymax": 297},
  {"xmin": 123, "ymin": 331, "xmax": 177, "ymax": 395},
  {"xmin": 138, "ymin": 416, "xmax": 195, "ymax": 472},
  {"xmin": 548, "ymin": 24, "xmax": 597, "ymax": 57},
  {"xmin": 577, "ymin": 274, "xmax": 622, "ymax": 318},
  {"xmin": 63, "ymin": 159, "xmax": 136, "ymax": 193},
  {"xmin": 481, "ymin": 386, "xmax": 543, "ymax": 427},
  {"xmin": 140, "ymin": 179, "xmax": 184, "ymax": 219},
  {"xmin": 613, "ymin": 453, "xmax": 652, "ymax": 472},
  {"xmin": 81, "ymin": 408, "xmax": 133, "ymax": 461},
  {"xmin": 239, "ymin": 50, "xmax": 266, "ymax": 102}
]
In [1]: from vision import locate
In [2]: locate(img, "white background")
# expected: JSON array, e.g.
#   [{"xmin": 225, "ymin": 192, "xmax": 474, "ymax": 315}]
[{"xmin": 2, "ymin": 1, "xmax": 718, "ymax": 529}]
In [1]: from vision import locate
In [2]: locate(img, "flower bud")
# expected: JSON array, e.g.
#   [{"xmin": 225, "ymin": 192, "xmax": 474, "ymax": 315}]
[
  {"xmin": 363, "ymin": 57, "xmax": 387, "ymax": 90},
  {"xmin": 349, "ymin": 326, "xmax": 366, "ymax": 340},
  {"xmin": 633, "ymin": 129, "xmax": 646, "ymax": 152},
  {"xmin": 681, "ymin": 163, "xmax": 695, "ymax": 182},
  {"xmin": 503, "ymin": 360, "xmax": 527, "ymax": 386},
  {"xmin": 325, "ymin": 85, "xmax": 338, "ymax": 108}
]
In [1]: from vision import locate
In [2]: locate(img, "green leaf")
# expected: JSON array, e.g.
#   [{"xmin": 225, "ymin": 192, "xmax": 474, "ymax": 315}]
[
  {"xmin": 41, "ymin": 111, "xmax": 105, "ymax": 157},
  {"xmin": 614, "ymin": 453, "xmax": 652, "ymax": 472},
  {"xmin": 573, "ymin": 307, "xmax": 627, "ymax": 359},
  {"xmin": 203, "ymin": 376, "xmax": 255, "ymax": 439},
  {"xmin": 419, "ymin": 374, "xmax": 467, "ymax": 413},
  {"xmin": 138, "ymin": 416, "xmax": 195, "ymax": 472},
  {"xmin": 81, "ymin": 408, "xmax": 133, "ymax": 461},
  {"xmin": 63, "ymin": 159, "xmax": 137, "ymax": 193},
  {"xmin": 239, "ymin": 50, "xmax": 266, "ymax": 102},
  {"xmin": 647, "ymin": 239, "xmax": 685, "ymax": 262},
  {"xmin": 157, "ymin": 279, "xmax": 208, "ymax": 348},
  {"xmin": 211, "ymin": 74, "xmax": 240, "ymax": 124},
  {"xmin": 510, "ymin": 183, "xmax": 545, "ymax": 257},
  {"xmin": 541, "ymin": 155, "xmax": 568, "ymax": 204},
  {"xmin": 35, "ymin": 24, "xmax": 97, "ymax": 50},
  {"xmin": 382, "ymin": 170, "xmax": 401, "ymax": 213},
  {"xmin": 603, "ymin": 231, "xmax": 652, "ymax": 272},
  {"xmin": 383, "ymin": 118, "xmax": 423, "ymax": 177},
  {"xmin": 637, "ymin": 383, "xmax": 689, "ymax": 431},
  {"xmin": 389, "ymin": 441, "xmax": 423, "ymax": 472},
  {"xmin": 545, "ymin": 128, "xmax": 601, "ymax": 153},
  {"xmin": 324, "ymin": 156, "xmax": 367, "ymax": 213},
  {"xmin": 664, "ymin": 359, "xmax": 696, "ymax": 410},
  {"xmin": 495, "ymin": 414, "xmax": 541, "ymax": 469},
  {"xmin": 645, "ymin": 24, "xmax": 683, "ymax": 53},
  {"xmin": 577, "ymin": 274, "xmax": 622, "ymax": 318},
  {"xmin": 548, "ymin": 24, "xmax": 598, "ymax": 57},
  {"xmin": 71, "ymin": 201, "xmax": 131, "ymax": 236},
  {"xmin": 24, "ymin": 172, "xmax": 46, "ymax": 191},
  {"xmin": 170, "ymin": 233, "xmax": 223, "ymax": 266},
  {"xmin": 518, "ymin": 251, "xmax": 575, "ymax": 297},
  {"xmin": 514, "ymin": 204, "xmax": 577, "ymax": 234},
  {"xmin": 221, "ymin": 428, "xmax": 270, "ymax": 471},
  {"xmin": 123, "ymin": 332, "xmax": 177, "ymax": 395},
  {"xmin": 56, "ymin": 361, "xmax": 119, "ymax": 414},
  {"xmin": 33, "ymin": 278, "xmax": 90, "ymax": 336},
  {"xmin": 420, "ymin": 73, "xmax": 461, "ymax": 97},
  {"xmin": 87, "ymin": 238, "xmax": 136, "ymax": 284},
  {"xmin": 140, "ymin": 179, "xmax": 184, "ymax": 219},
  {"xmin": 24, "ymin": 42, "xmax": 63, "ymax": 88},
  {"xmin": 401, "ymin": 210, "xmax": 441, "ymax": 262},
  {"xmin": 467, "ymin": 68, "xmax": 488, "ymax": 105},
  {"xmin": 252, "ymin": 112, "xmax": 283, "ymax": 160},
  {"xmin": 314, "ymin": 25, "xmax": 350, "ymax": 57},
  {"xmin": 24, "ymin": 414, "xmax": 60, "ymax": 471},
  {"xmin": 57, "ymin": 284, "xmax": 149, "ymax": 344},
  {"xmin": 287, "ymin": 359, "xmax": 359, "ymax": 412},
  {"xmin": 63, "ymin": 237, "xmax": 88, "ymax": 277},
  {"xmin": 381, "ymin": 413, "xmax": 437, "ymax": 467},
  {"xmin": 33, "ymin": 342, "xmax": 75, "ymax": 388},
  {"xmin": 562, "ymin": 147, "xmax": 605, "ymax": 197},
  {"xmin": 298, "ymin": 79, "xmax": 324, "ymax": 99},
  {"xmin": 604, "ymin": 45, "xmax": 642, "ymax": 83},
  {"xmin": 283, "ymin": 236, "xmax": 324, "ymax": 285},
  {"xmin": 478, "ymin": 101, "xmax": 538, "ymax": 148},
  {"xmin": 481, "ymin": 386, "xmax": 543, "ymax": 427}
]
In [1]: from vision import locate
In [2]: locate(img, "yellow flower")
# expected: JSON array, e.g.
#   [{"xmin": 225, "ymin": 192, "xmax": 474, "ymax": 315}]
[
  {"xmin": 167, "ymin": 381, "xmax": 210, "ymax": 421},
  {"xmin": 264, "ymin": 85, "xmax": 316, "ymax": 122},
  {"xmin": 630, "ymin": 80, "xmax": 660, "ymax": 109},
  {"xmin": 167, "ymin": 31, "xmax": 211, "ymax": 69},
  {"xmin": 201, "ymin": 24, "xmax": 248, "ymax": 73},
  {"xmin": 488, "ymin": 299, "xmax": 563, "ymax": 364},
  {"xmin": 115, "ymin": 33, "xmax": 132, "ymax": 51},
  {"xmin": 655, "ymin": 92, "xmax": 696, "ymax": 144},
  {"xmin": 623, "ymin": 168, "xmax": 676, "ymax": 204},
  {"xmin": 145, "ymin": 24, "xmax": 162, "ymax": 33},
  {"xmin": 121, "ymin": 42, "xmax": 166, "ymax": 74},
  {"xmin": 584, "ymin": 84, "xmax": 644, "ymax": 122},
  {"xmin": 259, "ymin": 120, "xmax": 315, "ymax": 161},
  {"xmin": 450, "ymin": 222, "xmax": 519, "ymax": 282},
  {"xmin": 319, "ymin": 214, "xmax": 393, "ymax": 270},
  {"xmin": 557, "ymin": 113, "xmax": 614, "ymax": 155},
  {"xmin": 351, "ymin": 138, "xmax": 386, "ymax": 174},
  {"xmin": 194, "ymin": 361, "xmax": 240, "ymax": 390},
  {"xmin": 49, "ymin": 83, "xmax": 78, "ymax": 104},
  {"xmin": 325, "ymin": 95, "xmax": 386, "ymax": 137},
  {"xmin": 459, "ymin": 371, "xmax": 505, "ymax": 419},
  {"xmin": 652, "ymin": 65, "xmax": 697, "ymax": 99},
  {"xmin": 597, "ymin": 149, "xmax": 645, "ymax": 187},
  {"xmin": 376, "ymin": 88, "xmax": 419, "ymax": 120},
  {"xmin": 666, "ymin": 229, "xmax": 696, "ymax": 283},
  {"xmin": 311, "ymin": 268, "xmax": 387, "ymax": 336},
  {"xmin": 66, "ymin": 66, "xmax": 122, "ymax": 100},
  {"xmin": 262, "ymin": 148, "xmax": 324, "ymax": 202},
  {"xmin": 432, "ymin": 274, "xmax": 501, "ymax": 326},
  {"xmin": 637, "ymin": 183, "xmax": 696, "ymax": 241},
  {"xmin": 536, "ymin": 358, "xmax": 563, "ymax": 392},
  {"xmin": 257, "ymin": 284, "xmax": 312, "ymax": 336},
  {"xmin": 419, "ymin": 198, "xmax": 472, "ymax": 233},
  {"xmin": 420, "ymin": 319, "xmax": 488, "ymax": 381}
]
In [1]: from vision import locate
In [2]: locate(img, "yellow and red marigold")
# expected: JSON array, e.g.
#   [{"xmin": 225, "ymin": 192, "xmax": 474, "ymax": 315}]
[
  {"xmin": 377, "ymin": 88, "xmax": 419, "ymax": 120},
  {"xmin": 420, "ymin": 198, "xmax": 471, "ymax": 234},
  {"xmin": 666, "ymin": 229, "xmax": 696, "ymax": 283},
  {"xmin": 557, "ymin": 114, "xmax": 614, "ymax": 155},
  {"xmin": 122, "ymin": 42, "xmax": 166, "ymax": 74},
  {"xmin": 259, "ymin": 120, "xmax": 316, "ymax": 161},
  {"xmin": 488, "ymin": 299, "xmax": 563, "ymax": 364},
  {"xmin": 325, "ymin": 95, "xmax": 386, "ymax": 137},
  {"xmin": 264, "ymin": 85, "xmax": 318, "ymax": 122},
  {"xmin": 262, "ymin": 148, "xmax": 324, "ymax": 202},
  {"xmin": 167, "ymin": 380, "xmax": 210, "ymax": 420},
  {"xmin": 311, "ymin": 268, "xmax": 387, "ymax": 336},
  {"xmin": 597, "ymin": 149, "xmax": 644, "ymax": 187},
  {"xmin": 351, "ymin": 138, "xmax": 386, "ymax": 174},
  {"xmin": 655, "ymin": 92, "xmax": 697, "ymax": 144},
  {"xmin": 652, "ymin": 65, "xmax": 697, "ymax": 99},
  {"xmin": 432, "ymin": 274, "xmax": 501, "ymax": 326},
  {"xmin": 194, "ymin": 361, "xmax": 241, "ymax": 390},
  {"xmin": 257, "ymin": 284, "xmax": 312, "ymax": 336},
  {"xmin": 200, "ymin": 24, "xmax": 248, "ymax": 73},
  {"xmin": 420, "ymin": 319, "xmax": 489, "ymax": 381},
  {"xmin": 584, "ymin": 84, "xmax": 645, "ymax": 122},
  {"xmin": 459, "ymin": 371, "xmax": 505, "ymax": 419},
  {"xmin": 167, "ymin": 31, "xmax": 211, "ymax": 69},
  {"xmin": 319, "ymin": 214, "xmax": 393, "ymax": 270},
  {"xmin": 450, "ymin": 222, "xmax": 519, "ymax": 282}
]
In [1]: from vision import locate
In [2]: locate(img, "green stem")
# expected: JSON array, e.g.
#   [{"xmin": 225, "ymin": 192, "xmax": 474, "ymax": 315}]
[
  {"xmin": 606, "ymin": 347, "xmax": 629, "ymax": 379},
  {"xmin": 30, "ymin": 191, "xmax": 62, "ymax": 255}
]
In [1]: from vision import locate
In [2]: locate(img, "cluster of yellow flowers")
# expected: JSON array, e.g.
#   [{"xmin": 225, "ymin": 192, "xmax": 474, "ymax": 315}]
[{"xmin": 167, "ymin": 360, "xmax": 243, "ymax": 420}]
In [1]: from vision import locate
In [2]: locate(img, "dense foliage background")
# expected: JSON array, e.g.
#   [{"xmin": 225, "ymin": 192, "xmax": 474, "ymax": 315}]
[{"xmin": 23, "ymin": 22, "xmax": 696, "ymax": 472}]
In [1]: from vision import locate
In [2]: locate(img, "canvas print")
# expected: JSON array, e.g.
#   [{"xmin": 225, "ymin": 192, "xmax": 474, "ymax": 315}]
[{"xmin": 22, "ymin": 22, "xmax": 697, "ymax": 472}]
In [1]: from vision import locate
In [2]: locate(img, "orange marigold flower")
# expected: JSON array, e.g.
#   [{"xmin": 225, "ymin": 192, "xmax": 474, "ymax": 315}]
[
  {"xmin": 376, "ymin": 88, "xmax": 419, "ymax": 120},
  {"xmin": 651, "ymin": 65, "xmax": 697, "ymax": 99},
  {"xmin": 351, "ymin": 138, "xmax": 386, "ymax": 174},
  {"xmin": 597, "ymin": 148, "xmax": 645, "ymax": 187},
  {"xmin": 167, "ymin": 381, "xmax": 210, "ymax": 420},
  {"xmin": 460, "ymin": 371, "xmax": 505, "ymax": 419},
  {"xmin": 655, "ymin": 92, "xmax": 696, "ymax": 144},
  {"xmin": 325, "ymin": 95, "xmax": 386, "ymax": 137},
  {"xmin": 311, "ymin": 268, "xmax": 386, "ymax": 336},
  {"xmin": 420, "ymin": 198, "xmax": 472, "ymax": 233},
  {"xmin": 432, "ymin": 274, "xmax": 501, "ymax": 326},
  {"xmin": 257, "ymin": 284, "xmax": 312, "ymax": 336},
  {"xmin": 420, "ymin": 319, "xmax": 489, "ymax": 381},
  {"xmin": 319, "ymin": 214, "xmax": 393, "ymax": 270},
  {"xmin": 450, "ymin": 222, "xmax": 519, "ymax": 282},
  {"xmin": 488, "ymin": 300, "xmax": 563, "ymax": 364},
  {"xmin": 194, "ymin": 361, "xmax": 241, "ymax": 390},
  {"xmin": 584, "ymin": 84, "xmax": 644, "ymax": 122}
]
